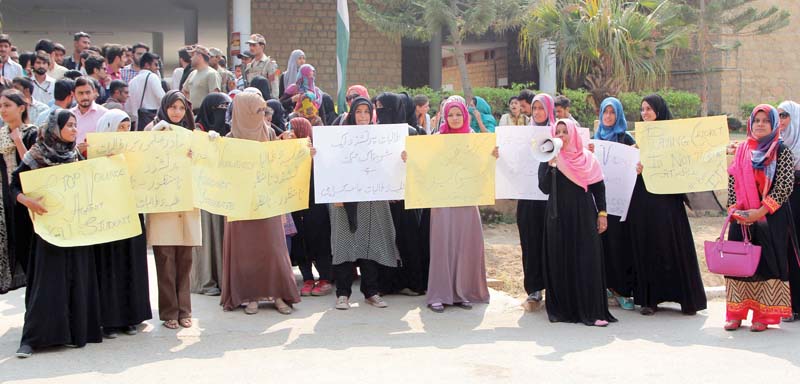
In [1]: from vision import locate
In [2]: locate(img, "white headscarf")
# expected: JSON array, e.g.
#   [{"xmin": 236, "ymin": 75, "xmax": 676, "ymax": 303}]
[
  {"xmin": 778, "ymin": 100, "xmax": 800, "ymax": 168},
  {"xmin": 95, "ymin": 109, "xmax": 131, "ymax": 133},
  {"xmin": 283, "ymin": 49, "xmax": 305, "ymax": 90}
]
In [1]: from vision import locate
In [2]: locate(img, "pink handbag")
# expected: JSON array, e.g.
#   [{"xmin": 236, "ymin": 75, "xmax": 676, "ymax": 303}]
[{"xmin": 704, "ymin": 214, "xmax": 762, "ymax": 277}]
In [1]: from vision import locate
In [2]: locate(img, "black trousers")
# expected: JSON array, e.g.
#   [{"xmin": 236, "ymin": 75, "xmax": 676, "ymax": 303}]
[
  {"xmin": 517, "ymin": 200, "xmax": 547, "ymax": 294},
  {"xmin": 335, "ymin": 260, "xmax": 379, "ymax": 298}
]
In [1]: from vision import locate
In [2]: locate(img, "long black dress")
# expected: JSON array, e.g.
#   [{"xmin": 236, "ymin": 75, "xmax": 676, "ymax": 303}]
[
  {"xmin": 627, "ymin": 176, "xmax": 708, "ymax": 312},
  {"xmin": 538, "ymin": 163, "xmax": 617, "ymax": 325},
  {"xmin": 0, "ymin": 125, "xmax": 38, "ymax": 295},
  {"xmin": 597, "ymin": 132, "xmax": 637, "ymax": 297},
  {"xmin": 94, "ymin": 214, "xmax": 152, "ymax": 329},
  {"xmin": 290, "ymin": 171, "xmax": 333, "ymax": 281},
  {"xmin": 12, "ymin": 163, "xmax": 103, "ymax": 348},
  {"xmin": 517, "ymin": 199, "xmax": 546, "ymax": 295},
  {"xmin": 789, "ymin": 171, "xmax": 800, "ymax": 314}
]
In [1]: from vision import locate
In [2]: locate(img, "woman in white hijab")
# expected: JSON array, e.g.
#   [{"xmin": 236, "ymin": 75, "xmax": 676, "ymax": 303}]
[
  {"xmin": 777, "ymin": 100, "xmax": 800, "ymax": 321},
  {"xmin": 95, "ymin": 109, "xmax": 131, "ymax": 133}
]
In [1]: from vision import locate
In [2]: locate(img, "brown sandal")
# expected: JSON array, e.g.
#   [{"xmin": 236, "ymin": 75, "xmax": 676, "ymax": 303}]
[
  {"xmin": 163, "ymin": 320, "xmax": 179, "ymax": 329},
  {"xmin": 179, "ymin": 318, "xmax": 192, "ymax": 328}
]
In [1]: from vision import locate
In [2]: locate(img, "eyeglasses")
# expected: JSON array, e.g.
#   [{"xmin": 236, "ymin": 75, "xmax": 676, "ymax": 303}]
[
  {"xmin": 345, "ymin": 94, "xmax": 359, "ymax": 102},
  {"xmin": 779, "ymin": 112, "xmax": 790, "ymax": 119}
]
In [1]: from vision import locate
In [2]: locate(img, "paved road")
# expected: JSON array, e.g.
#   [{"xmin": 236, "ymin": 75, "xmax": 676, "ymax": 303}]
[{"xmin": 1, "ymin": 258, "xmax": 799, "ymax": 383}]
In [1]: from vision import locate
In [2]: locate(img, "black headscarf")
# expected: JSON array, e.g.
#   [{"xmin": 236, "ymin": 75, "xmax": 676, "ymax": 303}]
[
  {"xmin": 344, "ymin": 97, "xmax": 374, "ymax": 126},
  {"xmin": 197, "ymin": 92, "xmax": 231, "ymax": 136},
  {"xmin": 156, "ymin": 90, "xmax": 196, "ymax": 130},
  {"xmin": 375, "ymin": 92, "xmax": 406, "ymax": 125},
  {"xmin": 267, "ymin": 99, "xmax": 287, "ymax": 133},
  {"xmin": 341, "ymin": 96, "xmax": 375, "ymax": 232},
  {"xmin": 400, "ymin": 92, "xmax": 423, "ymax": 135},
  {"xmin": 22, "ymin": 109, "xmax": 80, "ymax": 170},
  {"xmin": 250, "ymin": 76, "xmax": 271, "ymax": 101},
  {"xmin": 641, "ymin": 93, "xmax": 673, "ymax": 121}
]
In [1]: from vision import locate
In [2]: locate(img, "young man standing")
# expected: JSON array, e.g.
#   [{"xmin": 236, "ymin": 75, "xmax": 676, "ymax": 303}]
[
  {"xmin": 0, "ymin": 34, "xmax": 23, "ymax": 82},
  {"xmin": 518, "ymin": 89, "xmax": 535, "ymax": 119},
  {"xmin": 208, "ymin": 48, "xmax": 235, "ymax": 93},
  {"xmin": 243, "ymin": 34, "xmax": 279, "ymax": 98},
  {"xmin": 64, "ymin": 32, "xmax": 91, "ymax": 70},
  {"xmin": 104, "ymin": 80, "xmax": 129, "ymax": 112},
  {"xmin": 126, "ymin": 52, "xmax": 165, "ymax": 129},
  {"xmin": 70, "ymin": 76, "xmax": 108, "ymax": 153},
  {"xmin": 121, "ymin": 43, "xmax": 150, "ymax": 84},
  {"xmin": 31, "ymin": 52, "xmax": 56, "ymax": 105},
  {"xmin": 554, "ymin": 95, "xmax": 579, "ymax": 123},
  {"xmin": 34, "ymin": 39, "xmax": 68, "ymax": 80},
  {"xmin": 52, "ymin": 44, "xmax": 67, "ymax": 66},
  {"xmin": 47, "ymin": 79, "xmax": 76, "ymax": 117},
  {"xmin": 85, "ymin": 55, "xmax": 109, "ymax": 104},
  {"xmin": 104, "ymin": 44, "xmax": 124, "ymax": 82}
]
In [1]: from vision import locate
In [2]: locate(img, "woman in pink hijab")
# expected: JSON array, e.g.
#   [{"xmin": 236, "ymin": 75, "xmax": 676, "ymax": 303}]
[{"xmin": 538, "ymin": 119, "xmax": 616, "ymax": 327}]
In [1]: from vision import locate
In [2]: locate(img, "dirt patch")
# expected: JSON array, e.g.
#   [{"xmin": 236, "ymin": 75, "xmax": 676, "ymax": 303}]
[{"xmin": 483, "ymin": 216, "xmax": 726, "ymax": 299}]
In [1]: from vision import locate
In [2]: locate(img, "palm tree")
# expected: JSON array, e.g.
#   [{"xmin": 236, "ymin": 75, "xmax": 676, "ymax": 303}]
[
  {"xmin": 520, "ymin": 0, "xmax": 687, "ymax": 111},
  {"xmin": 355, "ymin": 0, "xmax": 530, "ymax": 102}
]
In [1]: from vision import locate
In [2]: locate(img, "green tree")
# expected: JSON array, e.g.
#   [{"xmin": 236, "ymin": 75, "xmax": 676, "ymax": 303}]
[
  {"xmin": 353, "ymin": 0, "xmax": 530, "ymax": 102},
  {"xmin": 684, "ymin": 0, "xmax": 789, "ymax": 116},
  {"xmin": 519, "ymin": 0, "xmax": 687, "ymax": 111}
]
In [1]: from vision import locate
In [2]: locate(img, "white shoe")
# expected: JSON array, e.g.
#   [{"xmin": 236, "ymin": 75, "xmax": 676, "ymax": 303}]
[
  {"xmin": 335, "ymin": 296, "xmax": 350, "ymax": 310},
  {"xmin": 365, "ymin": 295, "xmax": 388, "ymax": 308}
]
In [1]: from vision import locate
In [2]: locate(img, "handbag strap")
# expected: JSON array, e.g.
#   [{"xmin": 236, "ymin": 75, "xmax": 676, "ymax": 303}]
[
  {"xmin": 139, "ymin": 72, "xmax": 151, "ymax": 108},
  {"xmin": 719, "ymin": 213, "xmax": 751, "ymax": 244}
]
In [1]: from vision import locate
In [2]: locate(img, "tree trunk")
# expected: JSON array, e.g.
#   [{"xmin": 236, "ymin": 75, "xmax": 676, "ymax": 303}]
[
  {"xmin": 699, "ymin": 0, "xmax": 709, "ymax": 117},
  {"xmin": 451, "ymin": 35, "xmax": 474, "ymax": 103}
]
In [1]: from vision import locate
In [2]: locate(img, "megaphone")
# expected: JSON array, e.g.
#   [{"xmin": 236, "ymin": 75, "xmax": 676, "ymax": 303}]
[{"xmin": 531, "ymin": 137, "xmax": 563, "ymax": 162}]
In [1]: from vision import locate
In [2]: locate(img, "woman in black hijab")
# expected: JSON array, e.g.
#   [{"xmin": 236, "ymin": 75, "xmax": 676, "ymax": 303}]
[
  {"xmin": 196, "ymin": 93, "xmax": 231, "ymax": 136},
  {"xmin": 628, "ymin": 93, "xmax": 707, "ymax": 316},
  {"xmin": 373, "ymin": 92, "xmax": 429, "ymax": 296},
  {"xmin": 267, "ymin": 99, "xmax": 287, "ymax": 134},
  {"xmin": 14, "ymin": 109, "xmax": 102, "ymax": 358},
  {"xmin": 249, "ymin": 76, "xmax": 272, "ymax": 102}
]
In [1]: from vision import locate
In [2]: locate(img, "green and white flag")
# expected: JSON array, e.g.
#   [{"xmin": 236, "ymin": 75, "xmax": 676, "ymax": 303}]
[{"xmin": 336, "ymin": 0, "xmax": 350, "ymax": 113}]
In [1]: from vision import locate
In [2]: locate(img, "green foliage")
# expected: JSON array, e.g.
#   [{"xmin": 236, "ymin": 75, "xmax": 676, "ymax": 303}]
[
  {"xmin": 561, "ymin": 88, "xmax": 596, "ymax": 128},
  {"xmin": 371, "ymin": 83, "xmax": 533, "ymax": 116},
  {"xmin": 519, "ymin": 0, "xmax": 688, "ymax": 108}
]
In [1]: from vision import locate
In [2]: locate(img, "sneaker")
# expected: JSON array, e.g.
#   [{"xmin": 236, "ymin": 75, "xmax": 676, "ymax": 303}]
[
  {"xmin": 300, "ymin": 280, "xmax": 315, "ymax": 296},
  {"xmin": 312, "ymin": 280, "xmax": 333, "ymax": 296},
  {"xmin": 526, "ymin": 291, "xmax": 543, "ymax": 302},
  {"xmin": 202, "ymin": 287, "xmax": 221, "ymax": 296},
  {"xmin": 365, "ymin": 295, "xmax": 388, "ymax": 308},
  {"xmin": 335, "ymin": 296, "xmax": 350, "ymax": 310},
  {"xmin": 15, "ymin": 344, "xmax": 33, "ymax": 358},
  {"xmin": 615, "ymin": 296, "xmax": 635, "ymax": 310},
  {"xmin": 123, "ymin": 325, "xmax": 138, "ymax": 335}
]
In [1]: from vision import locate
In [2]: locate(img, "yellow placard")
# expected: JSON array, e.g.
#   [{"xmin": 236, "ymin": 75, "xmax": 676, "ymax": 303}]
[
  {"xmin": 229, "ymin": 138, "xmax": 312, "ymax": 221},
  {"xmin": 405, "ymin": 133, "xmax": 496, "ymax": 209},
  {"xmin": 20, "ymin": 155, "xmax": 142, "ymax": 247},
  {"xmin": 190, "ymin": 130, "xmax": 260, "ymax": 217},
  {"xmin": 636, "ymin": 115, "xmax": 729, "ymax": 194},
  {"xmin": 87, "ymin": 131, "xmax": 194, "ymax": 213}
]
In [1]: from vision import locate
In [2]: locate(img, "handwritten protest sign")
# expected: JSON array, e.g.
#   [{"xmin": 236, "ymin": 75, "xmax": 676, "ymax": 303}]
[
  {"xmin": 190, "ymin": 131, "xmax": 260, "ymax": 217},
  {"xmin": 636, "ymin": 116, "xmax": 729, "ymax": 194},
  {"xmin": 578, "ymin": 127, "xmax": 591, "ymax": 147},
  {"xmin": 495, "ymin": 126, "xmax": 550, "ymax": 200},
  {"xmin": 228, "ymin": 138, "xmax": 312, "ymax": 221},
  {"xmin": 20, "ymin": 155, "xmax": 141, "ymax": 247},
  {"xmin": 312, "ymin": 124, "xmax": 407, "ymax": 203},
  {"xmin": 405, "ymin": 133, "xmax": 496, "ymax": 209},
  {"xmin": 87, "ymin": 131, "xmax": 193, "ymax": 213},
  {"xmin": 590, "ymin": 140, "xmax": 639, "ymax": 220}
]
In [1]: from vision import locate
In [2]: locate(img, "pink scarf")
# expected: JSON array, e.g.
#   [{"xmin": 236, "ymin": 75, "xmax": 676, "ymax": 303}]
[
  {"xmin": 439, "ymin": 101, "xmax": 471, "ymax": 134},
  {"xmin": 728, "ymin": 104, "xmax": 783, "ymax": 217},
  {"xmin": 553, "ymin": 119, "xmax": 603, "ymax": 191},
  {"xmin": 531, "ymin": 93, "xmax": 555, "ymax": 127}
]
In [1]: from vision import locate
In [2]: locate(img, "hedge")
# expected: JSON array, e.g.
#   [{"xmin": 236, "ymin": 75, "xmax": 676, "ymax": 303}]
[{"xmin": 368, "ymin": 85, "xmax": 702, "ymax": 130}]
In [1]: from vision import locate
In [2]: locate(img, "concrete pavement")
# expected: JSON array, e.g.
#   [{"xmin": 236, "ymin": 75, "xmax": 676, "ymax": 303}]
[{"xmin": 1, "ymin": 257, "xmax": 800, "ymax": 383}]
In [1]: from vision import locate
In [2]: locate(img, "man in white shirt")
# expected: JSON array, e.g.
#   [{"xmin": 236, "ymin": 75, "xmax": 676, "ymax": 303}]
[
  {"xmin": 31, "ymin": 52, "xmax": 56, "ymax": 104},
  {"xmin": 0, "ymin": 34, "xmax": 23, "ymax": 82},
  {"xmin": 171, "ymin": 46, "xmax": 192, "ymax": 91},
  {"xmin": 126, "ymin": 52, "xmax": 165, "ymax": 129}
]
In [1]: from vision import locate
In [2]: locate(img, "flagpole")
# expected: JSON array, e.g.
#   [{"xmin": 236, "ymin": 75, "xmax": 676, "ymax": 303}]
[{"xmin": 336, "ymin": 0, "xmax": 350, "ymax": 114}]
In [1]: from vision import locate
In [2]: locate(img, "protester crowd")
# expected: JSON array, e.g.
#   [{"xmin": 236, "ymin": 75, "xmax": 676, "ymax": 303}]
[{"xmin": 0, "ymin": 30, "xmax": 799, "ymax": 359}]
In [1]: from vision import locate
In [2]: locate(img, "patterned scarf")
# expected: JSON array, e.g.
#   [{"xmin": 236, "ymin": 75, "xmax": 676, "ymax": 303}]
[{"xmin": 22, "ymin": 109, "xmax": 80, "ymax": 170}]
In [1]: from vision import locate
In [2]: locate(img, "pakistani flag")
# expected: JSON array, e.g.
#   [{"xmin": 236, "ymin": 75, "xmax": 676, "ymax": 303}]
[{"xmin": 336, "ymin": 0, "xmax": 350, "ymax": 113}]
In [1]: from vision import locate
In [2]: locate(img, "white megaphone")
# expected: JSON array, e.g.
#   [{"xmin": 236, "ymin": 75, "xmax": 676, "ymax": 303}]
[{"xmin": 531, "ymin": 137, "xmax": 563, "ymax": 162}]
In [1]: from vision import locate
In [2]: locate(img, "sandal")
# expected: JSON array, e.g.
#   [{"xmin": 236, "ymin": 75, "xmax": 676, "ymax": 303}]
[
  {"xmin": 456, "ymin": 301, "xmax": 473, "ymax": 310},
  {"xmin": 750, "ymin": 322, "xmax": 768, "ymax": 332},
  {"xmin": 179, "ymin": 318, "xmax": 192, "ymax": 328},
  {"xmin": 594, "ymin": 320, "xmax": 609, "ymax": 327},
  {"xmin": 244, "ymin": 301, "xmax": 259, "ymax": 315},
  {"xmin": 275, "ymin": 298, "xmax": 293, "ymax": 315},
  {"xmin": 163, "ymin": 320, "xmax": 179, "ymax": 329},
  {"xmin": 724, "ymin": 320, "xmax": 741, "ymax": 331},
  {"xmin": 429, "ymin": 303, "xmax": 445, "ymax": 313},
  {"xmin": 640, "ymin": 307, "xmax": 656, "ymax": 316}
]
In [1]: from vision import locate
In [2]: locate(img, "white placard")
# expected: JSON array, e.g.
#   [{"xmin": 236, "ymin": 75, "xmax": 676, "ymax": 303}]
[
  {"xmin": 495, "ymin": 125, "xmax": 552, "ymax": 200},
  {"xmin": 578, "ymin": 127, "xmax": 591, "ymax": 147},
  {"xmin": 313, "ymin": 124, "xmax": 408, "ymax": 203},
  {"xmin": 590, "ymin": 140, "xmax": 640, "ymax": 220}
]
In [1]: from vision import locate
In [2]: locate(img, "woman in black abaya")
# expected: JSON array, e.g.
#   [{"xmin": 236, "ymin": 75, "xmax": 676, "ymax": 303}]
[{"xmin": 629, "ymin": 94, "xmax": 707, "ymax": 315}]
